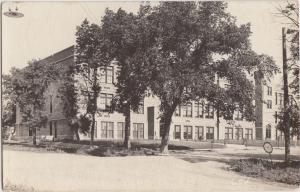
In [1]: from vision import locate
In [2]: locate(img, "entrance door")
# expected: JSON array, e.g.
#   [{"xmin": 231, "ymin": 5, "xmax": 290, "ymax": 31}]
[
  {"xmin": 147, "ymin": 107, "xmax": 154, "ymax": 139},
  {"xmin": 54, "ymin": 121, "xmax": 57, "ymax": 138}
]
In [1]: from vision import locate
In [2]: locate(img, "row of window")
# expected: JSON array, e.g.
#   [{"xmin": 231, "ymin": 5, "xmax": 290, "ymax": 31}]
[
  {"xmin": 98, "ymin": 94, "xmax": 144, "ymax": 113},
  {"xmin": 99, "ymin": 122, "xmax": 144, "ymax": 139},
  {"xmin": 174, "ymin": 125, "xmax": 214, "ymax": 140},
  {"xmin": 267, "ymin": 90, "xmax": 294, "ymax": 107},
  {"xmin": 225, "ymin": 127, "xmax": 253, "ymax": 140},
  {"xmin": 175, "ymin": 102, "xmax": 214, "ymax": 119}
]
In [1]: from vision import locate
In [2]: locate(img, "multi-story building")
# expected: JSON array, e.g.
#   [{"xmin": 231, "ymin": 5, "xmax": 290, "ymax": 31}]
[{"xmin": 14, "ymin": 46, "xmax": 298, "ymax": 142}]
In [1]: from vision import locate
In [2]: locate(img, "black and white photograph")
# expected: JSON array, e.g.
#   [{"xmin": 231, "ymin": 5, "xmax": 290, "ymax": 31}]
[{"xmin": 1, "ymin": 1, "xmax": 300, "ymax": 191}]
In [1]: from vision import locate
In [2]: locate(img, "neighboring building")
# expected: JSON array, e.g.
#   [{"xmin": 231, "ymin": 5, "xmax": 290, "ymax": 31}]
[
  {"xmin": 14, "ymin": 46, "xmax": 75, "ymax": 140},
  {"xmin": 14, "ymin": 46, "xmax": 298, "ymax": 142}
]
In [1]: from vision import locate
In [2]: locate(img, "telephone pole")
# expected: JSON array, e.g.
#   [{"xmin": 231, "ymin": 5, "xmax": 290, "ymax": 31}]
[{"xmin": 282, "ymin": 27, "xmax": 290, "ymax": 163}]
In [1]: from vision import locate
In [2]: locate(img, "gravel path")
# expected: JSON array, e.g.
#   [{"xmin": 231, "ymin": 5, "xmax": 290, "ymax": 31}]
[{"xmin": 3, "ymin": 149, "xmax": 298, "ymax": 192}]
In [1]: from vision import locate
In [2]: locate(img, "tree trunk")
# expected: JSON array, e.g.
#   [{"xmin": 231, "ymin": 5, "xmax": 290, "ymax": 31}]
[
  {"xmin": 216, "ymin": 74, "xmax": 220, "ymax": 140},
  {"xmin": 124, "ymin": 107, "xmax": 131, "ymax": 149},
  {"xmin": 282, "ymin": 27, "xmax": 290, "ymax": 163},
  {"xmin": 216, "ymin": 108, "xmax": 220, "ymax": 140},
  {"xmin": 90, "ymin": 67, "xmax": 98, "ymax": 147},
  {"xmin": 160, "ymin": 107, "xmax": 175, "ymax": 154},
  {"xmin": 90, "ymin": 113, "xmax": 95, "ymax": 147}
]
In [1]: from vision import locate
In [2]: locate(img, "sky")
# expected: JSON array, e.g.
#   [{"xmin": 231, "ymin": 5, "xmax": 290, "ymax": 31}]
[{"xmin": 2, "ymin": 0, "xmax": 295, "ymax": 78}]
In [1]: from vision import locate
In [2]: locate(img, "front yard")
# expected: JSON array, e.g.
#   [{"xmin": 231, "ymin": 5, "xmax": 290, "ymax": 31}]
[{"xmin": 3, "ymin": 139, "xmax": 300, "ymax": 191}]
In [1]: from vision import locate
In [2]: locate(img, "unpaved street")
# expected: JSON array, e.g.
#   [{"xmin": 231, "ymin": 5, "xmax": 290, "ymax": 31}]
[{"xmin": 3, "ymin": 149, "xmax": 298, "ymax": 192}]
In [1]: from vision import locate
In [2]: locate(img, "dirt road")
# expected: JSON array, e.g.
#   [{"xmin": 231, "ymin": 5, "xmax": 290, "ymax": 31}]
[{"xmin": 3, "ymin": 149, "xmax": 298, "ymax": 192}]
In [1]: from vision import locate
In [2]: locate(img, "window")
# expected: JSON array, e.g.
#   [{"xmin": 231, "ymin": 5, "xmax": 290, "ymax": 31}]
[
  {"xmin": 195, "ymin": 101, "xmax": 204, "ymax": 118},
  {"xmin": 195, "ymin": 126, "xmax": 204, "ymax": 140},
  {"xmin": 50, "ymin": 95, "xmax": 53, "ymax": 113},
  {"xmin": 133, "ymin": 123, "xmax": 144, "ymax": 139},
  {"xmin": 225, "ymin": 127, "xmax": 233, "ymax": 140},
  {"xmin": 49, "ymin": 121, "xmax": 52, "ymax": 136},
  {"xmin": 183, "ymin": 103, "xmax": 192, "ymax": 117},
  {"xmin": 235, "ymin": 108, "xmax": 243, "ymax": 121},
  {"xmin": 275, "ymin": 111, "xmax": 278, "ymax": 123},
  {"xmin": 235, "ymin": 128, "xmax": 243, "ymax": 140},
  {"xmin": 100, "ymin": 66, "xmax": 114, "ymax": 84},
  {"xmin": 101, "ymin": 122, "xmax": 114, "ymax": 138},
  {"xmin": 267, "ymin": 86, "xmax": 272, "ymax": 96},
  {"xmin": 206, "ymin": 127, "xmax": 214, "ymax": 140},
  {"xmin": 175, "ymin": 106, "xmax": 181, "ymax": 117},
  {"xmin": 267, "ymin": 100, "xmax": 272, "ymax": 109},
  {"xmin": 99, "ymin": 93, "xmax": 113, "ymax": 111},
  {"xmin": 183, "ymin": 126, "xmax": 192, "ymax": 140},
  {"xmin": 134, "ymin": 101, "xmax": 144, "ymax": 114},
  {"xmin": 245, "ymin": 128, "xmax": 253, "ymax": 140},
  {"xmin": 205, "ymin": 103, "xmax": 214, "ymax": 119},
  {"xmin": 29, "ymin": 127, "xmax": 33, "ymax": 136},
  {"xmin": 276, "ymin": 129, "xmax": 284, "ymax": 141},
  {"xmin": 279, "ymin": 93, "xmax": 283, "ymax": 105},
  {"xmin": 117, "ymin": 122, "xmax": 125, "ymax": 139},
  {"xmin": 174, "ymin": 125, "xmax": 181, "ymax": 139},
  {"xmin": 266, "ymin": 125, "xmax": 271, "ymax": 139},
  {"xmin": 275, "ymin": 92, "xmax": 278, "ymax": 105}
]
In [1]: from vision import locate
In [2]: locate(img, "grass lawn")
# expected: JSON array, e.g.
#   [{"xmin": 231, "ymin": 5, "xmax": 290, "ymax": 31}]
[
  {"xmin": 3, "ymin": 139, "xmax": 225, "ymax": 157},
  {"xmin": 228, "ymin": 158, "xmax": 300, "ymax": 186}
]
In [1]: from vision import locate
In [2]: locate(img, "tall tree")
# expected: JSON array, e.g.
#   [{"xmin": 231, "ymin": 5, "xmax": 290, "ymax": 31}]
[
  {"xmin": 75, "ymin": 19, "xmax": 111, "ymax": 146},
  {"xmin": 146, "ymin": 2, "xmax": 277, "ymax": 153},
  {"xmin": 3, "ymin": 60, "xmax": 59, "ymax": 145},
  {"xmin": 101, "ymin": 7, "xmax": 155, "ymax": 149}
]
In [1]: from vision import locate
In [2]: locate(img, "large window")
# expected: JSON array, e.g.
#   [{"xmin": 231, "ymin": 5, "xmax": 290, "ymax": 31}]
[
  {"xmin": 195, "ymin": 101, "xmax": 204, "ymax": 118},
  {"xmin": 101, "ymin": 122, "xmax": 114, "ymax": 138},
  {"xmin": 99, "ymin": 93, "xmax": 113, "ymax": 111},
  {"xmin": 174, "ymin": 125, "xmax": 181, "ymax": 139},
  {"xmin": 245, "ymin": 128, "xmax": 253, "ymax": 140},
  {"xmin": 235, "ymin": 128, "xmax": 243, "ymax": 140},
  {"xmin": 195, "ymin": 126, "xmax": 204, "ymax": 140},
  {"xmin": 266, "ymin": 125, "xmax": 271, "ymax": 139},
  {"xmin": 267, "ymin": 86, "xmax": 272, "ymax": 96},
  {"xmin": 225, "ymin": 127, "xmax": 233, "ymax": 140},
  {"xmin": 175, "ymin": 106, "xmax": 181, "ymax": 116},
  {"xmin": 133, "ymin": 123, "xmax": 144, "ymax": 139},
  {"xmin": 206, "ymin": 127, "xmax": 214, "ymax": 140},
  {"xmin": 100, "ymin": 66, "xmax": 114, "ymax": 84},
  {"xmin": 183, "ymin": 103, "xmax": 192, "ymax": 117},
  {"xmin": 117, "ymin": 122, "xmax": 125, "ymax": 139},
  {"xmin": 184, "ymin": 126, "xmax": 192, "ymax": 140},
  {"xmin": 267, "ymin": 100, "xmax": 272, "ymax": 109},
  {"xmin": 205, "ymin": 103, "xmax": 214, "ymax": 119}
]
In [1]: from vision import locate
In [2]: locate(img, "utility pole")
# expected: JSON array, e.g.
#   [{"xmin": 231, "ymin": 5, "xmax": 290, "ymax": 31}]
[{"xmin": 282, "ymin": 27, "xmax": 290, "ymax": 163}]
